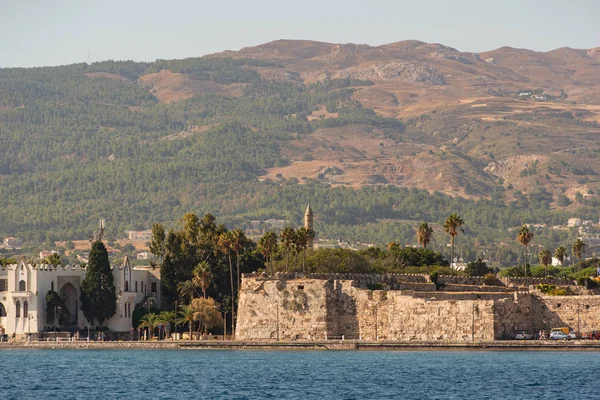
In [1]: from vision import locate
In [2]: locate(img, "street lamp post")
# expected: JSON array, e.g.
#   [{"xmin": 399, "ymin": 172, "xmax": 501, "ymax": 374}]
[
  {"xmin": 54, "ymin": 306, "xmax": 61, "ymax": 341},
  {"xmin": 174, "ymin": 300, "xmax": 178, "ymax": 340}
]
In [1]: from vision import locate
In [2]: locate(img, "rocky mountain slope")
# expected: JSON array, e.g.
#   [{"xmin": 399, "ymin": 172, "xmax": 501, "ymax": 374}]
[
  {"xmin": 2, "ymin": 39, "xmax": 600, "ymax": 245},
  {"xmin": 205, "ymin": 40, "xmax": 600, "ymax": 201}
]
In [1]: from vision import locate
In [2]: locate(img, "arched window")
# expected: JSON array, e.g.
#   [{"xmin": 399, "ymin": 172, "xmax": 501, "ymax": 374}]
[
  {"xmin": 51, "ymin": 281, "xmax": 54, "ymax": 291},
  {"xmin": 124, "ymin": 264, "xmax": 131, "ymax": 293},
  {"xmin": 18, "ymin": 280, "xmax": 26, "ymax": 291},
  {"xmin": 23, "ymin": 301, "xmax": 28, "ymax": 318},
  {"xmin": 0, "ymin": 302, "xmax": 6, "ymax": 317},
  {"xmin": 15, "ymin": 301, "xmax": 20, "ymax": 318}
]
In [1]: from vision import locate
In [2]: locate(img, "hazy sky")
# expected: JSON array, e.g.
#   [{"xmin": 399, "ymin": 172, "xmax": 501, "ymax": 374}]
[{"xmin": 1, "ymin": 0, "xmax": 599, "ymax": 68}]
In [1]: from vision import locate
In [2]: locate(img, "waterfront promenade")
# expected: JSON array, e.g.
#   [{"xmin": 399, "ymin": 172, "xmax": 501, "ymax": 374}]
[{"xmin": 4, "ymin": 339, "xmax": 600, "ymax": 351}]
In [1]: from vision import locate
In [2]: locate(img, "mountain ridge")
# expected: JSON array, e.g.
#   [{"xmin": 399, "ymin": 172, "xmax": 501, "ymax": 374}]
[{"xmin": 1, "ymin": 39, "xmax": 600, "ymax": 253}]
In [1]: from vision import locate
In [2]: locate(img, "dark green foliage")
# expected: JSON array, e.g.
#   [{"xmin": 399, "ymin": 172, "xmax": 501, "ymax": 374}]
[
  {"xmin": 45, "ymin": 253, "xmax": 62, "ymax": 266},
  {"xmin": 131, "ymin": 305, "xmax": 159, "ymax": 329},
  {"xmin": 483, "ymin": 273, "xmax": 497, "ymax": 286},
  {"xmin": 366, "ymin": 283, "xmax": 385, "ymax": 291},
  {"xmin": 306, "ymin": 249, "xmax": 371, "ymax": 273},
  {"xmin": 576, "ymin": 277, "xmax": 598, "ymax": 288},
  {"xmin": 0, "ymin": 58, "xmax": 596, "ymax": 267},
  {"xmin": 429, "ymin": 271, "xmax": 439, "ymax": 286},
  {"xmin": 151, "ymin": 212, "xmax": 259, "ymax": 312},
  {"xmin": 0, "ymin": 257, "xmax": 17, "ymax": 267},
  {"xmin": 465, "ymin": 258, "xmax": 491, "ymax": 276},
  {"xmin": 80, "ymin": 241, "xmax": 117, "ymax": 327},
  {"xmin": 557, "ymin": 195, "xmax": 572, "ymax": 207},
  {"xmin": 85, "ymin": 60, "xmax": 151, "ymax": 81},
  {"xmin": 46, "ymin": 290, "xmax": 70, "ymax": 326},
  {"xmin": 389, "ymin": 247, "xmax": 449, "ymax": 268},
  {"xmin": 300, "ymin": 247, "xmax": 447, "ymax": 274}
]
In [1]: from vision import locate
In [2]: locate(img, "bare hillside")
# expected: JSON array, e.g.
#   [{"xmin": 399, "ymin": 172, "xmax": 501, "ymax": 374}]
[{"xmin": 136, "ymin": 39, "xmax": 600, "ymax": 201}]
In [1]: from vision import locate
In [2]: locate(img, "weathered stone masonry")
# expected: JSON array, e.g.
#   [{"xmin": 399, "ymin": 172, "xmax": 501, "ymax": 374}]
[{"xmin": 236, "ymin": 274, "xmax": 600, "ymax": 341}]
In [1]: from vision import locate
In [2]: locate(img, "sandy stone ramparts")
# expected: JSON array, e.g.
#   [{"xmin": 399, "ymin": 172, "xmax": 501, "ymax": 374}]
[{"xmin": 236, "ymin": 276, "xmax": 600, "ymax": 342}]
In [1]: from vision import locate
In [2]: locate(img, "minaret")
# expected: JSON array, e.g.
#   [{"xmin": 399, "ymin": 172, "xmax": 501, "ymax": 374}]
[{"xmin": 304, "ymin": 203, "xmax": 314, "ymax": 249}]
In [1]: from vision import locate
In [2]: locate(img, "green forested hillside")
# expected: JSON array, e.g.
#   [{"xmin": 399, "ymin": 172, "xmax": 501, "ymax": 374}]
[{"xmin": 0, "ymin": 58, "xmax": 594, "ymax": 266}]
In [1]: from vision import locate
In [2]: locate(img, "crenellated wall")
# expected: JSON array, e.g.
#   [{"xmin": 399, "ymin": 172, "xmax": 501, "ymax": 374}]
[{"xmin": 236, "ymin": 276, "xmax": 600, "ymax": 341}]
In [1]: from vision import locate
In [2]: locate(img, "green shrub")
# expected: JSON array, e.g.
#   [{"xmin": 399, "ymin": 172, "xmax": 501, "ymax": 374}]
[
  {"xmin": 483, "ymin": 273, "xmax": 497, "ymax": 286},
  {"xmin": 366, "ymin": 283, "xmax": 385, "ymax": 291},
  {"xmin": 537, "ymin": 283, "xmax": 571, "ymax": 296}
]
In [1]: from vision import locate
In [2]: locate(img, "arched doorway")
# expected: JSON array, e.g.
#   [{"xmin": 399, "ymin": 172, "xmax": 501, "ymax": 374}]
[
  {"xmin": 0, "ymin": 302, "xmax": 6, "ymax": 317},
  {"xmin": 59, "ymin": 283, "xmax": 78, "ymax": 325}
]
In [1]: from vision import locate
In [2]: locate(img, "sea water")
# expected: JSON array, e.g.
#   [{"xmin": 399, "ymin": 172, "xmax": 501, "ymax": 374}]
[{"xmin": 0, "ymin": 349, "xmax": 596, "ymax": 399}]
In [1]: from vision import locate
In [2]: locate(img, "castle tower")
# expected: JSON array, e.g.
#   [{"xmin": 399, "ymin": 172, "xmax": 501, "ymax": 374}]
[{"xmin": 304, "ymin": 203, "xmax": 314, "ymax": 249}]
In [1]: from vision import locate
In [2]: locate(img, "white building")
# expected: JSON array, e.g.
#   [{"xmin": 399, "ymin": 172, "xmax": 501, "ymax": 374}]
[
  {"xmin": 136, "ymin": 251, "xmax": 154, "ymax": 260},
  {"xmin": 3, "ymin": 237, "xmax": 22, "ymax": 249},
  {"xmin": 127, "ymin": 230, "xmax": 153, "ymax": 241},
  {"xmin": 0, "ymin": 257, "xmax": 160, "ymax": 338}
]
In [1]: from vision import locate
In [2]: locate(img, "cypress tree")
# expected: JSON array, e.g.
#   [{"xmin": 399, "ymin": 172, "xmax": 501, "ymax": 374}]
[{"xmin": 80, "ymin": 241, "xmax": 117, "ymax": 327}]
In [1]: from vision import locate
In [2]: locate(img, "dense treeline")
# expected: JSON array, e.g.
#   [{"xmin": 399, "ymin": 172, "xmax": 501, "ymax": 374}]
[{"xmin": 0, "ymin": 59, "xmax": 592, "ymax": 266}]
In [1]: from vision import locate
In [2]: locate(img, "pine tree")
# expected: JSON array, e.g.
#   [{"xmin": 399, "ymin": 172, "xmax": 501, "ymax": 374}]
[{"xmin": 80, "ymin": 241, "xmax": 117, "ymax": 327}]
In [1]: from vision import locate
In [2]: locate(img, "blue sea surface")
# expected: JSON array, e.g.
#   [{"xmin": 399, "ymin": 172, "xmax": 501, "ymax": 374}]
[{"xmin": 0, "ymin": 349, "xmax": 597, "ymax": 399}]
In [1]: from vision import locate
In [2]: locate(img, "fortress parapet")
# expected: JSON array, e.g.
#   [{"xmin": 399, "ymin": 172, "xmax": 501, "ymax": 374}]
[{"xmin": 236, "ymin": 274, "xmax": 595, "ymax": 342}]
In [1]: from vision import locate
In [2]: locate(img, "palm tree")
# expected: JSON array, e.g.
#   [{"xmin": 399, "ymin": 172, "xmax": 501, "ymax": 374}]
[
  {"xmin": 177, "ymin": 280, "xmax": 197, "ymax": 305},
  {"xmin": 572, "ymin": 238, "xmax": 586, "ymax": 273},
  {"xmin": 193, "ymin": 261, "xmax": 212, "ymax": 299},
  {"xmin": 139, "ymin": 313, "xmax": 160, "ymax": 340},
  {"xmin": 517, "ymin": 225, "xmax": 534, "ymax": 277},
  {"xmin": 177, "ymin": 304, "xmax": 196, "ymax": 340},
  {"xmin": 280, "ymin": 226, "xmax": 296, "ymax": 272},
  {"xmin": 258, "ymin": 234, "xmax": 269, "ymax": 274},
  {"xmin": 231, "ymin": 228, "xmax": 247, "ymax": 289},
  {"xmin": 45, "ymin": 253, "xmax": 62, "ymax": 266},
  {"xmin": 417, "ymin": 222, "xmax": 434, "ymax": 249},
  {"xmin": 555, "ymin": 246, "xmax": 567, "ymax": 278},
  {"xmin": 443, "ymin": 214, "xmax": 464, "ymax": 269},
  {"xmin": 158, "ymin": 311, "xmax": 177, "ymax": 340},
  {"xmin": 217, "ymin": 231, "xmax": 235, "ymax": 337},
  {"xmin": 258, "ymin": 230, "xmax": 278, "ymax": 275},
  {"xmin": 539, "ymin": 249, "xmax": 552, "ymax": 277}
]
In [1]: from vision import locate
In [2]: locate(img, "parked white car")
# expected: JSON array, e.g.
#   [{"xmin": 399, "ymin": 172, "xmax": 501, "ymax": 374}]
[
  {"xmin": 550, "ymin": 331, "xmax": 571, "ymax": 340},
  {"xmin": 569, "ymin": 331, "xmax": 578, "ymax": 339},
  {"xmin": 515, "ymin": 331, "xmax": 534, "ymax": 340}
]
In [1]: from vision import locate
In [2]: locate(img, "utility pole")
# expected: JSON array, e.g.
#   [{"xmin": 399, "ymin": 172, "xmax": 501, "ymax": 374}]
[
  {"xmin": 577, "ymin": 303, "xmax": 580, "ymax": 339},
  {"xmin": 471, "ymin": 302, "xmax": 475, "ymax": 341},
  {"xmin": 375, "ymin": 303, "xmax": 378, "ymax": 341}
]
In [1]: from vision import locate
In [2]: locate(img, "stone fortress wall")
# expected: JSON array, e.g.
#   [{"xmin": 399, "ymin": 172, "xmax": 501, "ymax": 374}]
[{"xmin": 236, "ymin": 273, "xmax": 600, "ymax": 341}]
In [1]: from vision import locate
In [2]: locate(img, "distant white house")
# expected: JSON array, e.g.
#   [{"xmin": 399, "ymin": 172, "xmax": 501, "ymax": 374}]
[
  {"xmin": 567, "ymin": 218, "xmax": 581, "ymax": 227},
  {"xmin": 136, "ymin": 252, "xmax": 154, "ymax": 260},
  {"xmin": 39, "ymin": 250, "xmax": 58, "ymax": 259},
  {"xmin": 3, "ymin": 237, "xmax": 22, "ymax": 249},
  {"xmin": 127, "ymin": 230, "xmax": 153, "ymax": 241},
  {"xmin": 552, "ymin": 256, "xmax": 571, "ymax": 267}
]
